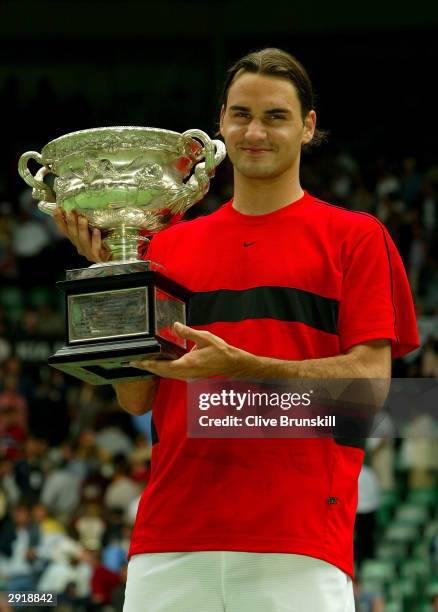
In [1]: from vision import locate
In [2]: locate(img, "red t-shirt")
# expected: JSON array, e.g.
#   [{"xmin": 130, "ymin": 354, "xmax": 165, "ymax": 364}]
[{"xmin": 128, "ymin": 191, "xmax": 419, "ymax": 578}]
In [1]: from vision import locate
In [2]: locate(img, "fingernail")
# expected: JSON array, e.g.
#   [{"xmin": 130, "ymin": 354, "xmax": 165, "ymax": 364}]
[{"xmin": 78, "ymin": 216, "xmax": 87, "ymax": 225}]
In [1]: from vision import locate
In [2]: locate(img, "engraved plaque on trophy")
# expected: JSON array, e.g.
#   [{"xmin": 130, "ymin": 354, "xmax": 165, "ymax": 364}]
[{"xmin": 18, "ymin": 127, "xmax": 226, "ymax": 384}]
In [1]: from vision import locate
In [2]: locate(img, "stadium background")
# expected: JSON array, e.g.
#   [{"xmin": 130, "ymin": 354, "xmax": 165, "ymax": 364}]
[{"xmin": 0, "ymin": 2, "xmax": 438, "ymax": 610}]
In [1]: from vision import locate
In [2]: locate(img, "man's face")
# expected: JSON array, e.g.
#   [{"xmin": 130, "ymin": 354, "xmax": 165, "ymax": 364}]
[{"xmin": 220, "ymin": 72, "xmax": 315, "ymax": 180}]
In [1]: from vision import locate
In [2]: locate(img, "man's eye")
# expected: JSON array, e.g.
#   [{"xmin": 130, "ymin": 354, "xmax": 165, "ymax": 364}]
[
  {"xmin": 235, "ymin": 112, "xmax": 249, "ymax": 118},
  {"xmin": 269, "ymin": 115, "xmax": 284, "ymax": 121}
]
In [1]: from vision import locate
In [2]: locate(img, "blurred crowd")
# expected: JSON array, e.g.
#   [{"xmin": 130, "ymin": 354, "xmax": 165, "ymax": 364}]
[
  {"xmin": 0, "ymin": 359, "xmax": 152, "ymax": 610},
  {"xmin": 1, "ymin": 75, "xmax": 438, "ymax": 610}
]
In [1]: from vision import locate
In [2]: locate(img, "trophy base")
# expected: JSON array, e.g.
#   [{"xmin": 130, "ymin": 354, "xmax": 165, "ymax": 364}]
[
  {"xmin": 49, "ymin": 336, "xmax": 183, "ymax": 385},
  {"xmin": 52, "ymin": 260, "xmax": 191, "ymax": 385}
]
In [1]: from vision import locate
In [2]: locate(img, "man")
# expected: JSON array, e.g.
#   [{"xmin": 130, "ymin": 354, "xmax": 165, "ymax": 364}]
[{"xmin": 54, "ymin": 48, "xmax": 419, "ymax": 611}]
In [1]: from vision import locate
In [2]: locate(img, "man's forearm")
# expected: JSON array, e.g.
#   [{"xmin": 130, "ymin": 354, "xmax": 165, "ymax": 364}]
[
  {"xmin": 234, "ymin": 338, "xmax": 391, "ymax": 381},
  {"xmin": 234, "ymin": 341, "xmax": 391, "ymax": 408},
  {"xmin": 237, "ymin": 350, "xmax": 371, "ymax": 380},
  {"xmin": 113, "ymin": 376, "xmax": 159, "ymax": 415}
]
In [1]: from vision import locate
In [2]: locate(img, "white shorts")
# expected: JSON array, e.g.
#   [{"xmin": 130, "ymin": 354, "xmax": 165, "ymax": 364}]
[{"xmin": 123, "ymin": 551, "xmax": 355, "ymax": 612}]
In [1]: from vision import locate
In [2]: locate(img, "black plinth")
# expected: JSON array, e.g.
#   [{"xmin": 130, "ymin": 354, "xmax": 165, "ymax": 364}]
[{"xmin": 49, "ymin": 261, "xmax": 191, "ymax": 385}]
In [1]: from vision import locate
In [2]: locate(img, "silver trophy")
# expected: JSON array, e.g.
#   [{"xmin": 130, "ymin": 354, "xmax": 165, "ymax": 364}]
[{"xmin": 18, "ymin": 127, "xmax": 226, "ymax": 384}]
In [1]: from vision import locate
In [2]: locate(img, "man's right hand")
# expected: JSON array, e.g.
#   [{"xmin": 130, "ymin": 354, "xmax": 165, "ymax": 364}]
[{"xmin": 53, "ymin": 207, "xmax": 111, "ymax": 264}]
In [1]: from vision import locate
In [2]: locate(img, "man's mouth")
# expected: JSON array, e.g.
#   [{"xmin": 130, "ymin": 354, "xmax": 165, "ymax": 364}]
[{"xmin": 240, "ymin": 147, "xmax": 272, "ymax": 154}]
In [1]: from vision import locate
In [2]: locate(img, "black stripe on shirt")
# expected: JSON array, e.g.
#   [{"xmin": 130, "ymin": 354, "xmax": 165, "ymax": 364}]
[{"xmin": 188, "ymin": 286, "xmax": 339, "ymax": 335}]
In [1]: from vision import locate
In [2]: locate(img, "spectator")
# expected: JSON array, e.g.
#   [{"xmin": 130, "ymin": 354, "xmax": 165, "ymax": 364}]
[
  {"xmin": 94, "ymin": 421, "xmax": 135, "ymax": 458},
  {"xmin": 400, "ymin": 413, "xmax": 438, "ymax": 489},
  {"xmin": 84, "ymin": 548, "xmax": 120, "ymax": 610},
  {"xmin": 102, "ymin": 524, "xmax": 131, "ymax": 574},
  {"xmin": 11, "ymin": 207, "xmax": 51, "ymax": 286},
  {"xmin": 3, "ymin": 504, "xmax": 39, "ymax": 593},
  {"xmin": 354, "ymin": 464, "xmax": 380, "ymax": 566},
  {"xmin": 39, "ymin": 455, "xmax": 82, "ymax": 518},
  {"xmin": 103, "ymin": 455, "xmax": 141, "ymax": 512},
  {"xmin": 421, "ymin": 336, "xmax": 438, "ymax": 378},
  {"xmin": 13, "ymin": 437, "xmax": 46, "ymax": 505},
  {"xmin": 30, "ymin": 369, "xmax": 69, "ymax": 446},
  {"xmin": 32, "ymin": 503, "xmax": 65, "ymax": 569},
  {"xmin": 401, "ymin": 156, "xmax": 422, "ymax": 208},
  {"xmin": 75, "ymin": 503, "xmax": 106, "ymax": 551},
  {"xmin": 0, "ymin": 458, "xmax": 20, "ymax": 508},
  {"xmin": 37, "ymin": 548, "xmax": 91, "ymax": 607},
  {"xmin": 353, "ymin": 579, "xmax": 385, "ymax": 612},
  {"xmin": 0, "ymin": 375, "xmax": 28, "ymax": 437},
  {"xmin": 102, "ymin": 508, "xmax": 124, "ymax": 548},
  {"xmin": 66, "ymin": 383, "xmax": 105, "ymax": 435},
  {"xmin": 367, "ymin": 412, "xmax": 396, "ymax": 491}
]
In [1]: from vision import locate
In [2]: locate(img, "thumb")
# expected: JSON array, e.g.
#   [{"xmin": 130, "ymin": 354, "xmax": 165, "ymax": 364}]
[{"xmin": 173, "ymin": 322, "xmax": 212, "ymax": 347}]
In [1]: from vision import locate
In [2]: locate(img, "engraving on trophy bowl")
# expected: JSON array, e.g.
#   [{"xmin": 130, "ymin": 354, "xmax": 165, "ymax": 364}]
[{"xmin": 18, "ymin": 126, "xmax": 227, "ymax": 262}]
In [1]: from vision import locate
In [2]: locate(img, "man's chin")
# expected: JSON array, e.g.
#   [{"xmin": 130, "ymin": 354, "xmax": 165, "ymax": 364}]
[{"xmin": 237, "ymin": 164, "xmax": 280, "ymax": 179}]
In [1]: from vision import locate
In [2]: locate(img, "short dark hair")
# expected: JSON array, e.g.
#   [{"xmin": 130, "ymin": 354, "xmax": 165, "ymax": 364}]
[{"xmin": 221, "ymin": 48, "xmax": 328, "ymax": 149}]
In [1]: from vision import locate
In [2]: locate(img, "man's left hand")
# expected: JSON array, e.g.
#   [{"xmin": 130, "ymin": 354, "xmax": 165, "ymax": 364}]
[{"xmin": 130, "ymin": 322, "xmax": 252, "ymax": 380}]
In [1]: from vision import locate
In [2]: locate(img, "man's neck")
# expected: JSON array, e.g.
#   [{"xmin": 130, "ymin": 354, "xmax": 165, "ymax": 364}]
[{"xmin": 231, "ymin": 170, "xmax": 304, "ymax": 216}]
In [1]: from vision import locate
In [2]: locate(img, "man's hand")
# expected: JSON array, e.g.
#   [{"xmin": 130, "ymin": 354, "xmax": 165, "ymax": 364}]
[
  {"xmin": 53, "ymin": 207, "xmax": 111, "ymax": 263},
  {"xmin": 130, "ymin": 322, "xmax": 251, "ymax": 381}
]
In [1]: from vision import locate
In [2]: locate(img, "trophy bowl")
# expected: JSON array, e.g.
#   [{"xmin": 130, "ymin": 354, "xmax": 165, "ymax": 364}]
[{"xmin": 18, "ymin": 126, "xmax": 226, "ymax": 261}]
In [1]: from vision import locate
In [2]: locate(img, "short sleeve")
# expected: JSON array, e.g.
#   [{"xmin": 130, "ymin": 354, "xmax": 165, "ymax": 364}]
[{"xmin": 338, "ymin": 220, "xmax": 420, "ymax": 358}]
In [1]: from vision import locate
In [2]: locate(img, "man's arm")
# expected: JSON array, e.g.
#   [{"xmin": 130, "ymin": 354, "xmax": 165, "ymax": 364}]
[
  {"xmin": 113, "ymin": 377, "xmax": 160, "ymax": 415},
  {"xmin": 130, "ymin": 326, "xmax": 392, "ymax": 409},
  {"xmin": 132, "ymin": 323, "xmax": 391, "ymax": 410},
  {"xmin": 132, "ymin": 323, "xmax": 391, "ymax": 413},
  {"xmin": 130, "ymin": 323, "xmax": 391, "ymax": 381}
]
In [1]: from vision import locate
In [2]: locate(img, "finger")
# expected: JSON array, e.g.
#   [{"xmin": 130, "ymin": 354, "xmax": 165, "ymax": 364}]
[
  {"xmin": 90, "ymin": 227, "xmax": 101, "ymax": 261},
  {"xmin": 65, "ymin": 210, "xmax": 80, "ymax": 245},
  {"xmin": 130, "ymin": 359, "xmax": 179, "ymax": 378},
  {"xmin": 53, "ymin": 208, "xmax": 69, "ymax": 236},
  {"xmin": 129, "ymin": 360, "xmax": 153, "ymax": 371},
  {"xmin": 77, "ymin": 215, "xmax": 93, "ymax": 257},
  {"xmin": 131, "ymin": 356, "xmax": 193, "ymax": 379},
  {"xmin": 90, "ymin": 227, "xmax": 106, "ymax": 263}
]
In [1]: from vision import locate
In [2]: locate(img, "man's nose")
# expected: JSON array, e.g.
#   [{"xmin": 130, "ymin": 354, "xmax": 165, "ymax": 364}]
[{"xmin": 244, "ymin": 118, "xmax": 267, "ymax": 141}]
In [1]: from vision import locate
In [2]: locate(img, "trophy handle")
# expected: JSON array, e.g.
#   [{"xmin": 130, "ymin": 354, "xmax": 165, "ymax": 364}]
[
  {"xmin": 210, "ymin": 139, "xmax": 227, "ymax": 171},
  {"xmin": 181, "ymin": 129, "xmax": 226, "ymax": 176},
  {"xmin": 18, "ymin": 151, "xmax": 56, "ymax": 210},
  {"xmin": 180, "ymin": 130, "xmax": 227, "ymax": 196}
]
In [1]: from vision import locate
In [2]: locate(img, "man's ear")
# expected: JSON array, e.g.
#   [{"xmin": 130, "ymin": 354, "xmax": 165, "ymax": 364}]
[
  {"xmin": 219, "ymin": 105, "xmax": 225, "ymax": 137},
  {"xmin": 302, "ymin": 110, "xmax": 316, "ymax": 145}
]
